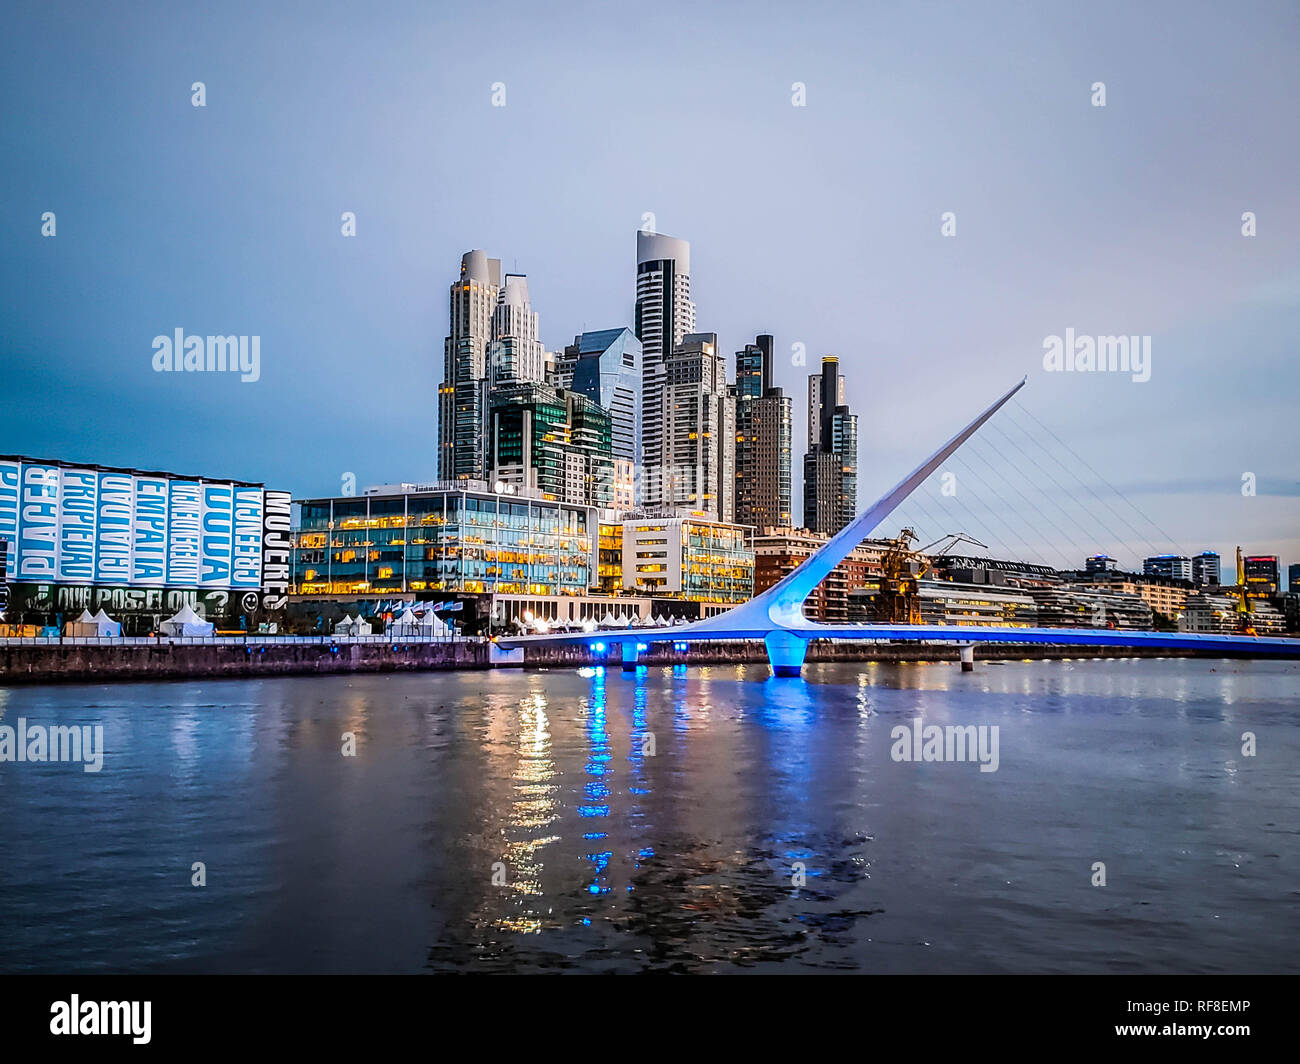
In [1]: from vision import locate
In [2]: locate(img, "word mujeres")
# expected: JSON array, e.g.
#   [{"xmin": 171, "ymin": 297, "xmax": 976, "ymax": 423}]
[
  {"xmin": 0, "ymin": 719, "xmax": 104, "ymax": 773},
  {"xmin": 890, "ymin": 717, "xmax": 1000, "ymax": 773},
  {"xmin": 152, "ymin": 328, "xmax": 260, "ymax": 382}
]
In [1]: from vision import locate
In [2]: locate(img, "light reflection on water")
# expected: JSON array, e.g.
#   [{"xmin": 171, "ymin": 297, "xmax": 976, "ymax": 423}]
[{"xmin": 0, "ymin": 658, "xmax": 1297, "ymax": 973}]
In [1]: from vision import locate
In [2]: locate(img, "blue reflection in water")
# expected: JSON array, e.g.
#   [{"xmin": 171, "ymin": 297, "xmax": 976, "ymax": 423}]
[{"xmin": 580, "ymin": 669, "xmax": 613, "ymax": 895}]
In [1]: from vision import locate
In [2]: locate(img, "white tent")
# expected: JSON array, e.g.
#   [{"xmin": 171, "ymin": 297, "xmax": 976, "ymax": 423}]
[
  {"xmin": 334, "ymin": 614, "xmax": 371, "ymax": 636},
  {"xmin": 387, "ymin": 608, "xmax": 421, "ymax": 637},
  {"xmin": 92, "ymin": 608, "xmax": 123, "ymax": 637},
  {"xmin": 418, "ymin": 610, "xmax": 452, "ymax": 638},
  {"xmin": 159, "ymin": 604, "xmax": 213, "ymax": 637},
  {"xmin": 63, "ymin": 609, "xmax": 100, "ymax": 637}
]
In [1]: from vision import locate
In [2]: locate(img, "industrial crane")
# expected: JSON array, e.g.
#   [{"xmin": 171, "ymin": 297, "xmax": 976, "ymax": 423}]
[{"xmin": 873, "ymin": 529, "xmax": 989, "ymax": 624}]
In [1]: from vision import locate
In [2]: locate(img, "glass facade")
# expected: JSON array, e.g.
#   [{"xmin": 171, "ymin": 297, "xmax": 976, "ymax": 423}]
[{"xmin": 292, "ymin": 489, "xmax": 595, "ymax": 596}]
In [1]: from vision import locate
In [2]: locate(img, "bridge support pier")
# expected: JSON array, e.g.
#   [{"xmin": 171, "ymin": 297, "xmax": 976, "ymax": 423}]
[
  {"xmin": 621, "ymin": 642, "xmax": 640, "ymax": 672},
  {"xmin": 765, "ymin": 630, "xmax": 808, "ymax": 678},
  {"xmin": 959, "ymin": 644, "xmax": 975, "ymax": 672}
]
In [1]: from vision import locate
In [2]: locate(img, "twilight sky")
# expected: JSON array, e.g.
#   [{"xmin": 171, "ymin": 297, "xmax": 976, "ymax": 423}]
[{"xmin": 1, "ymin": 0, "xmax": 1297, "ymax": 575}]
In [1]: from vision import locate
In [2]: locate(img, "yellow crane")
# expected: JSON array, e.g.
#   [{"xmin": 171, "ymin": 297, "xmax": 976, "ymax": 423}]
[{"xmin": 874, "ymin": 529, "xmax": 988, "ymax": 624}]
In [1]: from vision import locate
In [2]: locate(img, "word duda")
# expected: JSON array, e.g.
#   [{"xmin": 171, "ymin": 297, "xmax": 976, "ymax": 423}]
[
  {"xmin": 890, "ymin": 718, "xmax": 1000, "ymax": 772},
  {"xmin": 1042, "ymin": 329, "xmax": 1151, "ymax": 383},
  {"xmin": 0, "ymin": 719, "xmax": 104, "ymax": 773},
  {"xmin": 152, "ymin": 329, "xmax": 260, "ymax": 382},
  {"xmin": 51, "ymin": 996, "xmax": 151, "ymax": 1044}
]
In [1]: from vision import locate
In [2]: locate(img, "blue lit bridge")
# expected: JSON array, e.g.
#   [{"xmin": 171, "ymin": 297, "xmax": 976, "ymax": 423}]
[{"xmin": 497, "ymin": 378, "xmax": 1300, "ymax": 675}]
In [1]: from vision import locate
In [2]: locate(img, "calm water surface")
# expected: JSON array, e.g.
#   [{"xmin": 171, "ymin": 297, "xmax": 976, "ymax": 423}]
[{"xmin": 1, "ymin": 659, "xmax": 1297, "ymax": 973}]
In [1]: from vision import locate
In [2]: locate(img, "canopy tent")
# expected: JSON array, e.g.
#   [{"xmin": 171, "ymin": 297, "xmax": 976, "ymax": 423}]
[
  {"xmin": 417, "ymin": 610, "xmax": 453, "ymax": 638},
  {"xmin": 89, "ymin": 608, "xmax": 123, "ymax": 637},
  {"xmin": 159, "ymin": 604, "xmax": 213, "ymax": 637},
  {"xmin": 386, "ymin": 608, "xmax": 422, "ymax": 638},
  {"xmin": 63, "ymin": 609, "xmax": 100, "ymax": 637},
  {"xmin": 334, "ymin": 614, "xmax": 371, "ymax": 636}
]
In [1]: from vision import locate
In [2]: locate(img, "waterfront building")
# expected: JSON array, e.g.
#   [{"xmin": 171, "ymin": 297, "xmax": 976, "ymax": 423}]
[
  {"xmin": 1243, "ymin": 555, "xmax": 1280, "ymax": 598},
  {"xmin": 803, "ymin": 356, "xmax": 858, "ymax": 533},
  {"xmin": 1029, "ymin": 585, "xmax": 1153, "ymax": 629},
  {"xmin": 1143, "ymin": 554, "xmax": 1192, "ymax": 582},
  {"xmin": 917, "ymin": 580, "xmax": 1038, "ymax": 627},
  {"xmin": 634, "ymin": 231, "xmax": 696, "ymax": 509},
  {"xmin": 1192, "ymin": 550, "xmax": 1221, "ymax": 588},
  {"xmin": 734, "ymin": 335, "xmax": 793, "ymax": 530},
  {"xmin": 657, "ymin": 332, "xmax": 736, "ymax": 521},
  {"xmin": 620, "ymin": 512, "xmax": 753, "ymax": 611},
  {"xmin": 0, "ymin": 454, "xmax": 290, "ymax": 632},
  {"xmin": 1075, "ymin": 571, "xmax": 1191, "ymax": 623},
  {"xmin": 1085, "ymin": 554, "xmax": 1119, "ymax": 573},
  {"xmin": 1289, "ymin": 562, "xmax": 1300, "ymax": 594},
  {"xmin": 1178, "ymin": 592, "xmax": 1242, "ymax": 634},
  {"xmin": 293, "ymin": 483, "xmax": 596, "ymax": 601}
]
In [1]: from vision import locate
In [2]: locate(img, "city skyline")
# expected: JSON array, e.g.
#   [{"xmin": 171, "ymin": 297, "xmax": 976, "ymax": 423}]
[{"xmin": 2, "ymin": 0, "xmax": 1297, "ymax": 574}]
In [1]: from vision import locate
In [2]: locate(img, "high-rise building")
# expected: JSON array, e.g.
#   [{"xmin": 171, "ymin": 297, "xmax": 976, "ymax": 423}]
[
  {"xmin": 1289, "ymin": 562, "xmax": 1300, "ymax": 594},
  {"xmin": 659, "ymin": 332, "xmax": 735, "ymax": 522},
  {"xmin": 439, "ymin": 250, "xmax": 501, "ymax": 481},
  {"xmin": 802, "ymin": 356, "xmax": 858, "ymax": 534},
  {"xmin": 487, "ymin": 274, "xmax": 546, "ymax": 387},
  {"xmin": 1143, "ymin": 554, "xmax": 1192, "ymax": 582},
  {"xmin": 1192, "ymin": 550, "xmax": 1221, "ymax": 588},
  {"xmin": 564, "ymin": 328, "xmax": 643, "ymax": 506},
  {"xmin": 634, "ymin": 231, "xmax": 695, "ymax": 508},
  {"xmin": 734, "ymin": 334, "xmax": 792, "ymax": 530}
]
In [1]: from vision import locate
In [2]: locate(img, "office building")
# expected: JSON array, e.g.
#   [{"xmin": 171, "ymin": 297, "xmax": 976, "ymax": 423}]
[
  {"xmin": 1143, "ymin": 554, "xmax": 1192, "ymax": 582},
  {"xmin": 620, "ymin": 513, "xmax": 753, "ymax": 610},
  {"xmin": 658, "ymin": 332, "xmax": 736, "ymax": 522},
  {"xmin": 1243, "ymin": 555, "xmax": 1279, "ymax": 598},
  {"xmin": 1289, "ymin": 562, "xmax": 1300, "ymax": 594},
  {"xmin": 803, "ymin": 356, "xmax": 858, "ymax": 533},
  {"xmin": 634, "ymin": 231, "xmax": 696, "ymax": 508},
  {"xmin": 734, "ymin": 334, "xmax": 793, "ymax": 529},
  {"xmin": 1085, "ymin": 554, "xmax": 1119, "ymax": 573},
  {"xmin": 1192, "ymin": 550, "xmax": 1221, "ymax": 588},
  {"xmin": 755, "ymin": 526, "xmax": 882, "ymax": 623},
  {"xmin": 564, "ymin": 328, "xmax": 643, "ymax": 507},
  {"xmin": 488, "ymin": 383, "xmax": 614, "ymax": 508}
]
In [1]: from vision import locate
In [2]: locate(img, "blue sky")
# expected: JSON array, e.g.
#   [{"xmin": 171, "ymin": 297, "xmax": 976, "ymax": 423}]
[{"xmin": 1, "ymin": 0, "xmax": 1297, "ymax": 574}]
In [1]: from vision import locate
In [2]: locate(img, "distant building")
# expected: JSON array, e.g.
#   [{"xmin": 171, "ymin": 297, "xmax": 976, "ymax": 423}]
[
  {"xmin": 1144, "ymin": 554, "xmax": 1192, "ymax": 582},
  {"xmin": 1179, "ymin": 592, "xmax": 1241, "ymax": 634},
  {"xmin": 1192, "ymin": 550, "xmax": 1221, "ymax": 588},
  {"xmin": 734, "ymin": 335, "xmax": 793, "ymax": 529},
  {"xmin": 439, "ymin": 250, "xmax": 502, "ymax": 482},
  {"xmin": 1243, "ymin": 555, "xmax": 1279, "ymax": 599},
  {"xmin": 803, "ymin": 356, "xmax": 858, "ymax": 534},
  {"xmin": 1289, "ymin": 562, "xmax": 1300, "ymax": 594},
  {"xmin": 754, "ymin": 526, "xmax": 882, "ymax": 623},
  {"xmin": 1085, "ymin": 554, "xmax": 1119, "ymax": 574}
]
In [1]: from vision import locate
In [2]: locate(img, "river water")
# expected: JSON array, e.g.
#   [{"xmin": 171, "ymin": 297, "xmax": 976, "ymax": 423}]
[{"xmin": 0, "ymin": 658, "xmax": 1296, "ymax": 973}]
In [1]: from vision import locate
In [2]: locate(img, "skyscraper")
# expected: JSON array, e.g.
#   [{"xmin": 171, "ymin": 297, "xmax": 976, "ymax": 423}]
[
  {"xmin": 565, "ymin": 328, "xmax": 642, "ymax": 507},
  {"xmin": 634, "ymin": 231, "xmax": 695, "ymax": 508},
  {"xmin": 488, "ymin": 274, "xmax": 545, "ymax": 387},
  {"xmin": 734, "ymin": 334, "xmax": 792, "ymax": 530},
  {"xmin": 661, "ymin": 332, "xmax": 735, "ymax": 522},
  {"xmin": 439, "ymin": 250, "xmax": 501, "ymax": 481},
  {"xmin": 802, "ymin": 356, "xmax": 858, "ymax": 533}
]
